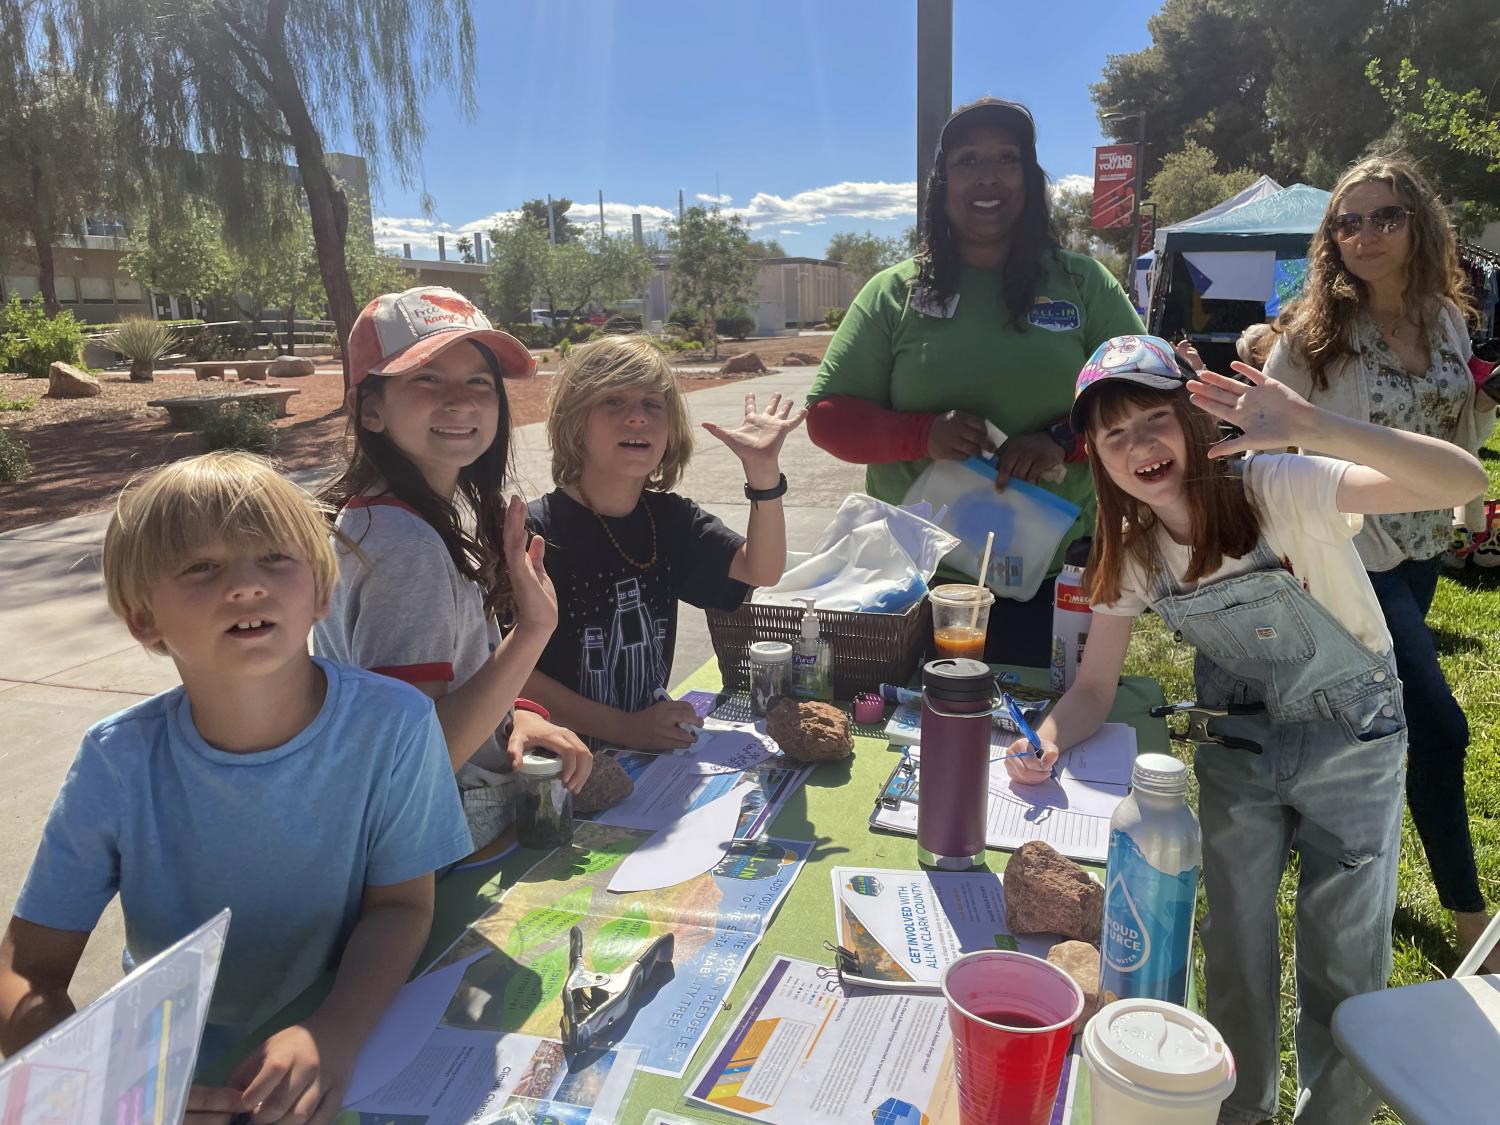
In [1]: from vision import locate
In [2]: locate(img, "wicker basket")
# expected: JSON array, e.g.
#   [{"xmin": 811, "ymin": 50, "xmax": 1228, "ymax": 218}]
[{"xmin": 705, "ymin": 597, "xmax": 932, "ymax": 701}]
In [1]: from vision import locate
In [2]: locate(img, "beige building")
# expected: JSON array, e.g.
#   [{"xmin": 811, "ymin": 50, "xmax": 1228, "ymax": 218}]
[
  {"xmin": 645, "ymin": 255, "xmax": 856, "ymax": 334},
  {"xmin": 0, "ymin": 152, "xmax": 372, "ymax": 324}
]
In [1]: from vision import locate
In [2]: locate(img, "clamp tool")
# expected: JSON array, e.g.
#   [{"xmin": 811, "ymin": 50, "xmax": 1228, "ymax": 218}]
[
  {"xmin": 561, "ymin": 925, "xmax": 674, "ymax": 1059},
  {"xmin": 1148, "ymin": 700, "xmax": 1265, "ymax": 754}
]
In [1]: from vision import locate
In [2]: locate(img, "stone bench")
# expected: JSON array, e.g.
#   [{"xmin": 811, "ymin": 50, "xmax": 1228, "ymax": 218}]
[
  {"xmin": 236, "ymin": 360, "xmax": 274, "ymax": 381},
  {"xmin": 182, "ymin": 361, "xmax": 236, "ymax": 381},
  {"xmin": 149, "ymin": 388, "xmax": 300, "ymax": 430}
]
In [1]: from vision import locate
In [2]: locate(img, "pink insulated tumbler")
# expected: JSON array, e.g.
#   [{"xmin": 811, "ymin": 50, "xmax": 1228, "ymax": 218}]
[{"xmin": 917, "ymin": 657, "xmax": 994, "ymax": 869}]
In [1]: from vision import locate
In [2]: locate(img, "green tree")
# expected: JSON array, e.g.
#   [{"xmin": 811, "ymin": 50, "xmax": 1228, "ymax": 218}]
[
  {"xmin": 68, "ymin": 0, "xmax": 478, "ymax": 378},
  {"xmin": 455, "ymin": 235, "xmax": 475, "ymax": 263},
  {"xmin": 746, "ymin": 237, "xmax": 785, "ymax": 258},
  {"xmin": 0, "ymin": 4, "xmax": 122, "ymax": 314},
  {"xmin": 824, "ymin": 231, "xmax": 904, "ymax": 289},
  {"xmin": 669, "ymin": 206, "xmax": 756, "ymax": 360},
  {"xmin": 548, "ymin": 234, "xmax": 653, "ymax": 325},
  {"xmin": 519, "ymin": 198, "xmax": 580, "ymax": 244},
  {"xmin": 1144, "ymin": 140, "xmax": 1260, "ymax": 226},
  {"xmin": 1050, "ymin": 186, "xmax": 1097, "ymax": 253},
  {"xmin": 123, "ymin": 198, "xmax": 234, "ymax": 305},
  {"xmin": 485, "ymin": 217, "xmax": 551, "ymax": 323},
  {"xmin": 1369, "ymin": 58, "xmax": 1500, "ymax": 210}
]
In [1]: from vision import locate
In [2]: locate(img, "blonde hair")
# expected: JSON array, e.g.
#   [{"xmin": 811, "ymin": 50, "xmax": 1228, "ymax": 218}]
[
  {"xmin": 547, "ymin": 335, "xmax": 694, "ymax": 491},
  {"xmin": 104, "ymin": 452, "xmax": 338, "ymax": 653},
  {"xmin": 1236, "ymin": 322, "xmax": 1277, "ymax": 366},
  {"xmin": 1282, "ymin": 152, "xmax": 1475, "ymax": 390}
]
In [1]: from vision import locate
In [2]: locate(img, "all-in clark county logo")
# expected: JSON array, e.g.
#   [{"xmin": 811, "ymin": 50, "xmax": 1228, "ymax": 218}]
[
  {"xmin": 413, "ymin": 292, "xmax": 479, "ymax": 330},
  {"xmin": 1028, "ymin": 295, "xmax": 1081, "ymax": 332}
]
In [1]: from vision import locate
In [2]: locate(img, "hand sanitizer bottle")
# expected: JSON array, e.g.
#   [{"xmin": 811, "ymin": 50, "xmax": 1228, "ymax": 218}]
[{"xmin": 791, "ymin": 598, "xmax": 831, "ymax": 700}]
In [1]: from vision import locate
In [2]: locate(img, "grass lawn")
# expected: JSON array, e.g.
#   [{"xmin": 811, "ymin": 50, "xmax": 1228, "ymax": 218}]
[{"xmin": 1129, "ymin": 437, "xmax": 1500, "ymax": 1123}]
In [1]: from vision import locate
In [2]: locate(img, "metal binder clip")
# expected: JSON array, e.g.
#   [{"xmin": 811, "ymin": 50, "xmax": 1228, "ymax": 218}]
[
  {"xmin": 876, "ymin": 755, "xmax": 920, "ymax": 810},
  {"xmin": 560, "ymin": 925, "xmax": 675, "ymax": 1059},
  {"xmin": 1149, "ymin": 700, "xmax": 1265, "ymax": 754}
]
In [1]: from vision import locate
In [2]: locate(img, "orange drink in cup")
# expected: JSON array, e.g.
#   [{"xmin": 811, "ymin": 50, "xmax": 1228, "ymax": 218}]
[{"xmin": 930, "ymin": 584, "xmax": 994, "ymax": 659}]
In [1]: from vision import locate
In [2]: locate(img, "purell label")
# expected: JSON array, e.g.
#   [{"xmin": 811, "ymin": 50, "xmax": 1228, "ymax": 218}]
[
  {"xmin": 792, "ymin": 651, "xmax": 819, "ymax": 693},
  {"xmin": 1100, "ymin": 829, "xmax": 1197, "ymax": 1005}
]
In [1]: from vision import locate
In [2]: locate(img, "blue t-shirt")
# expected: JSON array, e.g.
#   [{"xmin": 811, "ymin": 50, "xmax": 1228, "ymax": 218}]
[{"xmin": 14, "ymin": 657, "xmax": 472, "ymax": 1055}]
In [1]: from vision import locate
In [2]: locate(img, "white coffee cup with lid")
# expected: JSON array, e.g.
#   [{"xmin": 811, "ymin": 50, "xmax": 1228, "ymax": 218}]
[{"xmin": 1081, "ymin": 998, "xmax": 1236, "ymax": 1124}]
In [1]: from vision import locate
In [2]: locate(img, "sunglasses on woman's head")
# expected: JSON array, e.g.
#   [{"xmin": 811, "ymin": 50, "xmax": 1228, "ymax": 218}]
[{"xmin": 1330, "ymin": 205, "xmax": 1413, "ymax": 240}]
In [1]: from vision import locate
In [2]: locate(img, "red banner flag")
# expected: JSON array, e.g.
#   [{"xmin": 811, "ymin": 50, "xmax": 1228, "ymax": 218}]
[{"xmin": 1092, "ymin": 144, "xmax": 1136, "ymax": 229}]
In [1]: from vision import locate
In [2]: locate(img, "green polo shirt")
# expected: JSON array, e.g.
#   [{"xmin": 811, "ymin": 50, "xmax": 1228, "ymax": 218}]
[{"xmin": 809, "ymin": 252, "xmax": 1143, "ymax": 577}]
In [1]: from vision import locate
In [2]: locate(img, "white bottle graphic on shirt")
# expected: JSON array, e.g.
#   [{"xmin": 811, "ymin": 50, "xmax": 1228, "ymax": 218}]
[
  {"xmin": 606, "ymin": 577, "xmax": 655, "ymax": 711},
  {"xmin": 579, "ymin": 626, "xmax": 612, "ymax": 706}
]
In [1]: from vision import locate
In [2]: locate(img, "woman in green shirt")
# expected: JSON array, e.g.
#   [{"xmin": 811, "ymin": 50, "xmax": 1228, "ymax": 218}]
[{"xmin": 807, "ymin": 97, "xmax": 1143, "ymax": 664}]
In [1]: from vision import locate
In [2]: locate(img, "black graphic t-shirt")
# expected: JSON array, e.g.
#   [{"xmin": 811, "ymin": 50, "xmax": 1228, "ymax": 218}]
[{"xmin": 529, "ymin": 489, "xmax": 749, "ymax": 715}]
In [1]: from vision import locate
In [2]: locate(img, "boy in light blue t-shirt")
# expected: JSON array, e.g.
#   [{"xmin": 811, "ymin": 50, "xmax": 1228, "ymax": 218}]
[{"xmin": 0, "ymin": 453, "xmax": 472, "ymax": 1121}]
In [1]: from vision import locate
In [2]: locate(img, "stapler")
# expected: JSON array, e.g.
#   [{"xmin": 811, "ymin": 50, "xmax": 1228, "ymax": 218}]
[{"xmin": 560, "ymin": 925, "xmax": 674, "ymax": 1059}]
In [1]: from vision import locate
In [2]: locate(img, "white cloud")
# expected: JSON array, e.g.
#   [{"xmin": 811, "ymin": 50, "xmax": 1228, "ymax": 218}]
[
  {"xmin": 1050, "ymin": 173, "xmax": 1093, "ymax": 196},
  {"xmin": 375, "ymin": 179, "xmax": 923, "ymax": 257}
]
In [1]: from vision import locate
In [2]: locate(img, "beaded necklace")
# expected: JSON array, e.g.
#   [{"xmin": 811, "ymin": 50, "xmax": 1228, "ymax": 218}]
[{"xmin": 575, "ymin": 484, "xmax": 657, "ymax": 570}]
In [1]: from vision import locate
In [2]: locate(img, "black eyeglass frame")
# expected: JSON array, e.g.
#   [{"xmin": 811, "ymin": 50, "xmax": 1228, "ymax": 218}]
[{"xmin": 1329, "ymin": 205, "xmax": 1414, "ymax": 239}]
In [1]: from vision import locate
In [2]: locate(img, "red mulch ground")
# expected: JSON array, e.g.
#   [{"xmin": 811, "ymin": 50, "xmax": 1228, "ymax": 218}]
[{"xmin": 0, "ymin": 335, "xmax": 828, "ymax": 534}]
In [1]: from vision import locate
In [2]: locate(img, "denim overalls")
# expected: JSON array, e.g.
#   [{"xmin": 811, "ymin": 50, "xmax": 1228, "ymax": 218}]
[{"xmin": 1147, "ymin": 532, "xmax": 1406, "ymax": 1125}]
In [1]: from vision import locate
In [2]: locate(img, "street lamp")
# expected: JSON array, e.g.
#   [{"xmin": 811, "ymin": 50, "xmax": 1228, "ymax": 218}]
[{"xmin": 1102, "ymin": 110, "xmax": 1147, "ymax": 274}]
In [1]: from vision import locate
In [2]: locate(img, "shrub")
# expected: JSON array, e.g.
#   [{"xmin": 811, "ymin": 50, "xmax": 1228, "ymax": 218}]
[
  {"xmin": 199, "ymin": 400, "xmax": 279, "ymax": 455},
  {"xmin": 102, "ymin": 318, "xmax": 176, "ymax": 381},
  {"xmin": 603, "ymin": 314, "xmax": 642, "ymax": 334},
  {"xmin": 0, "ymin": 297, "xmax": 86, "ymax": 378},
  {"xmin": 562, "ymin": 323, "xmax": 598, "ymax": 345},
  {"xmin": 181, "ymin": 323, "xmax": 259, "ymax": 361},
  {"xmin": 668, "ymin": 305, "xmax": 703, "ymax": 330},
  {"xmin": 505, "ymin": 322, "xmax": 551, "ymax": 349},
  {"xmin": 557, "ymin": 338, "xmax": 572, "ymax": 359},
  {"xmin": 0, "ymin": 392, "xmax": 36, "ymax": 411},
  {"xmin": 713, "ymin": 312, "xmax": 754, "ymax": 339},
  {"xmin": 824, "ymin": 307, "xmax": 847, "ymax": 329},
  {"xmin": 0, "ymin": 425, "xmax": 31, "ymax": 483}
]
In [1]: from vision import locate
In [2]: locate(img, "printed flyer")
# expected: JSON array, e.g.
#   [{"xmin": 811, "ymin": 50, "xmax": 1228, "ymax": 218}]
[
  {"xmin": 429, "ymin": 820, "xmax": 811, "ymax": 1077},
  {"xmin": 831, "ymin": 868, "xmax": 1055, "ymax": 986},
  {"xmin": 688, "ymin": 957, "xmax": 1080, "ymax": 1125},
  {"xmin": 593, "ymin": 749, "xmax": 810, "ymax": 842}
]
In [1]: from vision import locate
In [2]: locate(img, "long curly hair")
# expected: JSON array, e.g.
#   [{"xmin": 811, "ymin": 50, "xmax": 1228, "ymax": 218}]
[
  {"xmin": 1281, "ymin": 152, "xmax": 1475, "ymax": 390},
  {"xmin": 320, "ymin": 341, "xmax": 516, "ymax": 622},
  {"xmin": 912, "ymin": 99, "xmax": 1063, "ymax": 328}
]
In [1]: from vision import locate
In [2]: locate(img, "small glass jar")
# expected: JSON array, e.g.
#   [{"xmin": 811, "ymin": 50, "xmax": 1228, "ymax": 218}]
[
  {"xmin": 748, "ymin": 640, "xmax": 793, "ymax": 715},
  {"xmin": 516, "ymin": 751, "xmax": 574, "ymax": 849}
]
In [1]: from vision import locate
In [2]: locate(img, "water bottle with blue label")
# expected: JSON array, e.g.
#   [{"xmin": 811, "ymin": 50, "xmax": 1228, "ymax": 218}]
[{"xmin": 1099, "ymin": 752, "xmax": 1200, "ymax": 1007}]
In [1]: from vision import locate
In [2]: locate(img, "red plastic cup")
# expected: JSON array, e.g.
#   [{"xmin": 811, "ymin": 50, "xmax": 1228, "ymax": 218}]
[{"xmin": 941, "ymin": 950, "xmax": 1084, "ymax": 1125}]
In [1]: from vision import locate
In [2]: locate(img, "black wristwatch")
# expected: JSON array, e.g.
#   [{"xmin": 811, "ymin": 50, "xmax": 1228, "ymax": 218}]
[
  {"xmin": 1046, "ymin": 419, "xmax": 1076, "ymax": 452},
  {"xmin": 744, "ymin": 473, "xmax": 788, "ymax": 502}
]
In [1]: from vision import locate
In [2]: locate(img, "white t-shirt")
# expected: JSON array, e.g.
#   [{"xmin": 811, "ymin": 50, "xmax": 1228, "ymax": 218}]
[{"xmin": 1093, "ymin": 454, "xmax": 1392, "ymax": 656}]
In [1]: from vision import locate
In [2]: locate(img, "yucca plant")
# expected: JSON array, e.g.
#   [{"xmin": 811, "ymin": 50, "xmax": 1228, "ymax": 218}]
[{"xmin": 102, "ymin": 318, "xmax": 176, "ymax": 382}]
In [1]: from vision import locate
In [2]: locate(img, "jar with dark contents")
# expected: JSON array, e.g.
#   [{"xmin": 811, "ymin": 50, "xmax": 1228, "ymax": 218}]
[
  {"xmin": 516, "ymin": 750, "xmax": 574, "ymax": 849},
  {"xmin": 749, "ymin": 640, "xmax": 793, "ymax": 716}
]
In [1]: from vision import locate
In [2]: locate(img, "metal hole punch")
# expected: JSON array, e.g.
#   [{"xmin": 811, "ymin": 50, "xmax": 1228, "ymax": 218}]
[
  {"xmin": 560, "ymin": 925, "xmax": 675, "ymax": 1060},
  {"xmin": 1149, "ymin": 700, "xmax": 1266, "ymax": 753}
]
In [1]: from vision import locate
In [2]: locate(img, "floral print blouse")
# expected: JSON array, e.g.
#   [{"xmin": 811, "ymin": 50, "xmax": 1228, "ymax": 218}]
[{"xmin": 1360, "ymin": 314, "xmax": 1470, "ymax": 561}]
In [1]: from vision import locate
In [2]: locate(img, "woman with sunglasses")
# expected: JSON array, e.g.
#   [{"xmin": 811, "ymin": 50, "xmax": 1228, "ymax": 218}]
[{"xmin": 1265, "ymin": 152, "xmax": 1497, "ymax": 970}]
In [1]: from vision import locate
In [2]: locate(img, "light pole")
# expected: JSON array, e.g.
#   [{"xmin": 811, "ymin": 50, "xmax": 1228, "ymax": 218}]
[{"xmin": 1102, "ymin": 110, "xmax": 1147, "ymax": 274}]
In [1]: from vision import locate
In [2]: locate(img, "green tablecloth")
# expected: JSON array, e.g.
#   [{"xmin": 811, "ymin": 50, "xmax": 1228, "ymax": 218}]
[{"xmin": 218, "ymin": 664, "xmax": 1169, "ymax": 1123}]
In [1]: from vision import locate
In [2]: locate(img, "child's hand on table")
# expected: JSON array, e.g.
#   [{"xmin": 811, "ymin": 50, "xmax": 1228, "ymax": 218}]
[
  {"xmin": 701, "ymin": 392, "xmax": 807, "ymax": 486},
  {"xmin": 1002, "ymin": 735, "xmax": 1060, "ymax": 785},
  {"xmin": 507, "ymin": 709, "xmax": 593, "ymax": 792},
  {"xmin": 625, "ymin": 700, "xmax": 704, "ymax": 750},
  {"xmin": 224, "ymin": 1018, "xmax": 359, "ymax": 1124}
]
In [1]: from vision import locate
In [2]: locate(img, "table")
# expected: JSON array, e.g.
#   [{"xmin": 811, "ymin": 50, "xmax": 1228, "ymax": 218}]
[{"xmin": 211, "ymin": 663, "xmax": 1169, "ymax": 1123}]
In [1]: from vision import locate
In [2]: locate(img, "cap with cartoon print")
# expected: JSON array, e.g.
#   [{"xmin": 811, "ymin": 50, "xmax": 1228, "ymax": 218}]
[{"xmin": 1069, "ymin": 334, "xmax": 1195, "ymax": 433}]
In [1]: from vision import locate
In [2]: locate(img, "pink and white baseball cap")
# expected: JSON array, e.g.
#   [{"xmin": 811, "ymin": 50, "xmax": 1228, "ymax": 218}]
[{"xmin": 346, "ymin": 286, "xmax": 535, "ymax": 389}]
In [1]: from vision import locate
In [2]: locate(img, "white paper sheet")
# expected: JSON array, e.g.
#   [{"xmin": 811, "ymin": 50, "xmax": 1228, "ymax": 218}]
[
  {"xmin": 592, "ymin": 756, "xmax": 728, "ymax": 830},
  {"xmin": 688, "ymin": 727, "xmax": 776, "ymax": 772},
  {"xmin": 346, "ymin": 951, "xmax": 488, "ymax": 1104},
  {"xmin": 608, "ymin": 781, "xmax": 754, "ymax": 893}
]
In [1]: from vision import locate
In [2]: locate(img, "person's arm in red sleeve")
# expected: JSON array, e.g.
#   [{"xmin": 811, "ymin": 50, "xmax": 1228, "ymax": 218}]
[{"xmin": 808, "ymin": 396, "xmax": 935, "ymax": 464}]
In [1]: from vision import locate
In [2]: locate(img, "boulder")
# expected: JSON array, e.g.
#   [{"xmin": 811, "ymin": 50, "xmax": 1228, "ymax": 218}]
[
  {"xmin": 571, "ymin": 751, "xmax": 635, "ymax": 814},
  {"xmin": 47, "ymin": 362, "xmax": 101, "ymax": 398},
  {"xmin": 765, "ymin": 699, "xmax": 853, "ymax": 762},
  {"xmin": 1002, "ymin": 841, "xmax": 1103, "ymax": 944},
  {"xmin": 268, "ymin": 355, "xmax": 316, "ymax": 378},
  {"xmin": 780, "ymin": 351, "xmax": 821, "ymax": 367},
  {"xmin": 1046, "ymin": 940, "xmax": 1102, "ymax": 1029},
  {"xmin": 719, "ymin": 351, "xmax": 767, "ymax": 375}
]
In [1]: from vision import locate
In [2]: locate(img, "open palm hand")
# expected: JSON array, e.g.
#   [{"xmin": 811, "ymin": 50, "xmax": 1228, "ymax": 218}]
[{"xmin": 701, "ymin": 392, "xmax": 808, "ymax": 478}]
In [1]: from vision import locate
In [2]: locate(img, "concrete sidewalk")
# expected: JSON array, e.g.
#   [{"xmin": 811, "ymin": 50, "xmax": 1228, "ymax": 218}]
[{"xmin": 0, "ymin": 366, "xmax": 862, "ymax": 1005}]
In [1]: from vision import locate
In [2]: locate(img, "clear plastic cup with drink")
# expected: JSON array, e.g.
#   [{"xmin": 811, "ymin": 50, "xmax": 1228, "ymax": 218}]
[
  {"xmin": 929, "ymin": 584, "xmax": 994, "ymax": 660},
  {"xmin": 941, "ymin": 949, "xmax": 1083, "ymax": 1125},
  {"xmin": 1081, "ymin": 998, "xmax": 1236, "ymax": 1124}
]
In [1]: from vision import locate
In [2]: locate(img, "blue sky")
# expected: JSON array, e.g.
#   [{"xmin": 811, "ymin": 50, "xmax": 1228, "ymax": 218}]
[{"xmin": 360, "ymin": 0, "xmax": 1161, "ymax": 260}]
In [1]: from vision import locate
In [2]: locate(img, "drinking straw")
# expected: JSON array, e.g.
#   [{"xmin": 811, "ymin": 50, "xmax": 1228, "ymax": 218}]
[{"xmin": 969, "ymin": 531, "xmax": 995, "ymax": 631}]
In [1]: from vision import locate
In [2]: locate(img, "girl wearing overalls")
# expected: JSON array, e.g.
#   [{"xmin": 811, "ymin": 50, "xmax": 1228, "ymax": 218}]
[{"xmin": 1004, "ymin": 335, "xmax": 1486, "ymax": 1124}]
